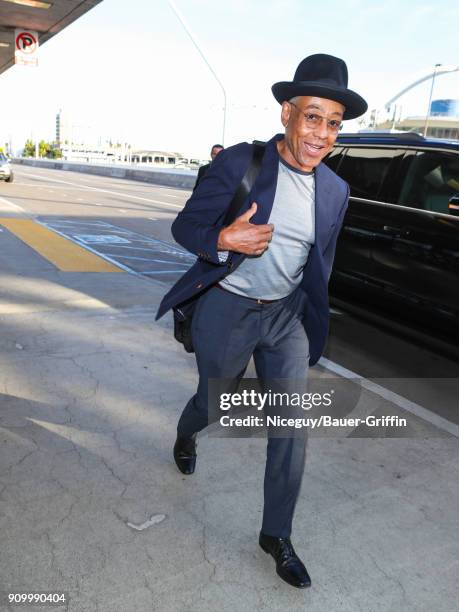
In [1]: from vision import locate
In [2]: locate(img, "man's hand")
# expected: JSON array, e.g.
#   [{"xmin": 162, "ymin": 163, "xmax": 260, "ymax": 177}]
[{"xmin": 217, "ymin": 202, "xmax": 274, "ymax": 256}]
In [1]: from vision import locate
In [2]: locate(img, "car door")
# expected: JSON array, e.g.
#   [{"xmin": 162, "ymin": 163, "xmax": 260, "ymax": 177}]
[{"xmin": 369, "ymin": 147, "xmax": 459, "ymax": 335}]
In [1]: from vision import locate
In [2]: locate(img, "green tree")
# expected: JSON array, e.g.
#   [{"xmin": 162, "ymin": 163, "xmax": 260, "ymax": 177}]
[
  {"xmin": 39, "ymin": 140, "xmax": 50, "ymax": 158},
  {"xmin": 23, "ymin": 139, "xmax": 35, "ymax": 157},
  {"xmin": 48, "ymin": 147, "xmax": 62, "ymax": 159}
]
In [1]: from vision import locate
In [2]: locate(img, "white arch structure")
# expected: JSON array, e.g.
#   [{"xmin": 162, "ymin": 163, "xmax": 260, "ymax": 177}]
[{"xmin": 384, "ymin": 65, "xmax": 459, "ymax": 111}]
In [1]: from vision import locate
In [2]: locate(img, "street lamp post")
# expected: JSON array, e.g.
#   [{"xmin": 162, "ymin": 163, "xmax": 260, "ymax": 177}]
[
  {"xmin": 167, "ymin": 0, "xmax": 227, "ymax": 146},
  {"xmin": 423, "ymin": 63, "xmax": 441, "ymax": 138}
]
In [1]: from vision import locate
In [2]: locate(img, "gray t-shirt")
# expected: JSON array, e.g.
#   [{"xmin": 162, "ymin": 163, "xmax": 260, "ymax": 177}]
[{"xmin": 220, "ymin": 158, "xmax": 315, "ymax": 300}]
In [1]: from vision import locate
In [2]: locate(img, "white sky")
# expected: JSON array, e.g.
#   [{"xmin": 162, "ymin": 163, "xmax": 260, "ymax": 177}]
[{"xmin": 1, "ymin": 0, "xmax": 459, "ymax": 158}]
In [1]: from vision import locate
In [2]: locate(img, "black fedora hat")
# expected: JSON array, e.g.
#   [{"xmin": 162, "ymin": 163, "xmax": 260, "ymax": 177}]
[{"xmin": 272, "ymin": 53, "xmax": 368, "ymax": 120}]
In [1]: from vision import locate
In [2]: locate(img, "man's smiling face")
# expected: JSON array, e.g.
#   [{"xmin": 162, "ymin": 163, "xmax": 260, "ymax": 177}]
[{"xmin": 278, "ymin": 95, "xmax": 345, "ymax": 172}]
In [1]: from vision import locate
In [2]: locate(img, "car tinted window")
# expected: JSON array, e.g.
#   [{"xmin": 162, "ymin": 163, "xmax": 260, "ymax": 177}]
[
  {"xmin": 323, "ymin": 147, "xmax": 344, "ymax": 172},
  {"xmin": 335, "ymin": 147, "xmax": 398, "ymax": 200},
  {"xmin": 398, "ymin": 150, "xmax": 459, "ymax": 214}
]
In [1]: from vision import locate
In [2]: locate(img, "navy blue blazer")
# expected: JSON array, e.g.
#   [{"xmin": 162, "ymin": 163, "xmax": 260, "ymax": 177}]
[{"xmin": 156, "ymin": 133, "xmax": 349, "ymax": 366}]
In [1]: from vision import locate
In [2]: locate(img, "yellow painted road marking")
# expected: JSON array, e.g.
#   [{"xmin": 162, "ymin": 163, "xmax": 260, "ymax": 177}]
[{"xmin": 0, "ymin": 218, "xmax": 123, "ymax": 272}]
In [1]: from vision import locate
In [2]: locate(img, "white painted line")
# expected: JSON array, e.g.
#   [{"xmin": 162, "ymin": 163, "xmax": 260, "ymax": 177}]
[
  {"xmin": 100, "ymin": 244, "xmax": 182, "ymax": 253},
  {"xmin": 14, "ymin": 181, "xmax": 93, "ymax": 192},
  {"xmin": 149, "ymin": 258, "xmax": 192, "ymax": 265},
  {"xmin": 143, "ymin": 269, "xmax": 189, "ymax": 274},
  {"xmin": 157, "ymin": 186, "xmax": 190, "ymax": 193},
  {"xmin": 104, "ymin": 254, "xmax": 157, "ymax": 261},
  {"xmin": 75, "ymin": 235, "xmax": 130, "ymax": 245},
  {"xmin": 5, "ymin": 182, "xmax": 37, "ymax": 187},
  {"xmin": 104, "ymin": 254, "xmax": 190, "ymax": 265},
  {"xmin": 47, "ymin": 220, "xmax": 110, "ymax": 226},
  {"xmin": 118, "ymin": 209, "xmax": 127, "ymax": 213},
  {"xmin": 0, "ymin": 195, "xmax": 26, "ymax": 213},
  {"xmin": 319, "ymin": 357, "xmax": 459, "ymax": 437},
  {"xmin": 104, "ymin": 244, "xmax": 194, "ymax": 260},
  {"xmin": 16, "ymin": 170, "xmax": 183, "ymax": 208}
]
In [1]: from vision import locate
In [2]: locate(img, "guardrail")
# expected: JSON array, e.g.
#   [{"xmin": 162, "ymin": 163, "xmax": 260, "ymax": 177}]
[{"xmin": 13, "ymin": 157, "xmax": 198, "ymax": 190}]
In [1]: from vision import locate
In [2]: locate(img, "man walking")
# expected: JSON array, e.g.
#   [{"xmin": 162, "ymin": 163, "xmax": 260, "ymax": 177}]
[
  {"xmin": 156, "ymin": 54, "xmax": 367, "ymax": 588},
  {"xmin": 193, "ymin": 143, "xmax": 224, "ymax": 191}
]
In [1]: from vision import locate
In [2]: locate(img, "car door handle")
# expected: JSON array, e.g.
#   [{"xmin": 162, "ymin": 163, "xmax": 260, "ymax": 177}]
[
  {"xmin": 382, "ymin": 225, "xmax": 411, "ymax": 238},
  {"xmin": 383, "ymin": 225, "xmax": 401, "ymax": 234},
  {"xmin": 343, "ymin": 226, "xmax": 377, "ymax": 238}
]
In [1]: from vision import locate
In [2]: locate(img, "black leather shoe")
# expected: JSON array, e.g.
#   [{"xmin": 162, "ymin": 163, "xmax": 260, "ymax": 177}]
[
  {"xmin": 259, "ymin": 532, "xmax": 311, "ymax": 588},
  {"xmin": 173, "ymin": 433, "xmax": 197, "ymax": 475}
]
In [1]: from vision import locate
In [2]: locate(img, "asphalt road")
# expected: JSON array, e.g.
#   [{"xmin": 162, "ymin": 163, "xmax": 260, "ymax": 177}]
[{"xmin": 2, "ymin": 164, "xmax": 458, "ymax": 426}]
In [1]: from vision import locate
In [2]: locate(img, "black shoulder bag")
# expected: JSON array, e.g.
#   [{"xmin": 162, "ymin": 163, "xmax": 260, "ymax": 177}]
[{"xmin": 173, "ymin": 142, "xmax": 266, "ymax": 353}]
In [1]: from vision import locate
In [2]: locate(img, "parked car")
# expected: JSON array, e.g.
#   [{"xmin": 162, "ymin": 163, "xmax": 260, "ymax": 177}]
[
  {"xmin": 323, "ymin": 132, "xmax": 459, "ymax": 344},
  {"xmin": 0, "ymin": 153, "xmax": 13, "ymax": 182}
]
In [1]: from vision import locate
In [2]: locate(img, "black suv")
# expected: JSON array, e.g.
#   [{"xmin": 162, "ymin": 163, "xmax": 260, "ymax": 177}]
[{"xmin": 324, "ymin": 132, "xmax": 459, "ymax": 345}]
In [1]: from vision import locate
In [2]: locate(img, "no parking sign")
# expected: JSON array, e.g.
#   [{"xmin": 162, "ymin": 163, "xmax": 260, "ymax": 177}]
[{"xmin": 15, "ymin": 29, "xmax": 39, "ymax": 67}]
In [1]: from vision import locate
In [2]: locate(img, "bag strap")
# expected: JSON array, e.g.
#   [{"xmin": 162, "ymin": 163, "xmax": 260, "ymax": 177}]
[{"xmin": 223, "ymin": 142, "xmax": 266, "ymax": 225}]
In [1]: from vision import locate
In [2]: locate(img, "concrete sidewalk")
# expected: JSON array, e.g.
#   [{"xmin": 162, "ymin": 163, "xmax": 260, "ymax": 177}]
[{"xmin": 0, "ymin": 233, "xmax": 458, "ymax": 612}]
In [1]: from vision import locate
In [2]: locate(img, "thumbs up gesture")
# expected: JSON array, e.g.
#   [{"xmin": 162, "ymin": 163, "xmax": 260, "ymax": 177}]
[
  {"xmin": 218, "ymin": 202, "xmax": 274, "ymax": 256},
  {"xmin": 238, "ymin": 201, "xmax": 258, "ymax": 223}
]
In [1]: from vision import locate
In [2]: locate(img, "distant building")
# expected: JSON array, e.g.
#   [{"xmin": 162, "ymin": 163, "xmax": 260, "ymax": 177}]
[
  {"xmin": 376, "ymin": 98, "xmax": 459, "ymax": 140},
  {"xmin": 131, "ymin": 150, "xmax": 208, "ymax": 168},
  {"xmin": 131, "ymin": 150, "xmax": 183, "ymax": 165},
  {"xmin": 55, "ymin": 110, "xmax": 69, "ymax": 147},
  {"xmin": 430, "ymin": 99, "xmax": 459, "ymax": 117}
]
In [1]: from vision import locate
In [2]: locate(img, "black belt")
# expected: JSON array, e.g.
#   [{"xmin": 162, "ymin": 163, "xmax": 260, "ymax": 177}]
[{"xmin": 215, "ymin": 283, "xmax": 279, "ymax": 304}]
